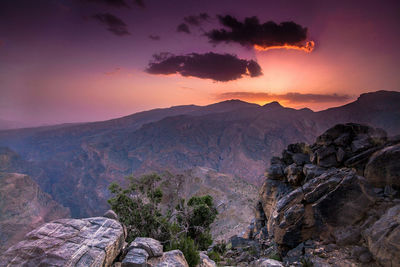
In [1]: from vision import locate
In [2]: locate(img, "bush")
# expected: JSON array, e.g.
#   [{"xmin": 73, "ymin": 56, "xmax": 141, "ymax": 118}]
[
  {"xmin": 208, "ymin": 250, "xmax": 221, "ymax": 263},
  {"xmin": 108, "ymin": 173, "xmax": 218, "ymax": 265}
]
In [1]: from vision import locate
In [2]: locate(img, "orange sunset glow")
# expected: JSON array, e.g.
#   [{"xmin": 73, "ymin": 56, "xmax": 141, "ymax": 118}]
[
  {"xmin": 254, "ymin": 41, "xmax": 315, "ymax": 53},
  {"xmin": 0, "ymin": 0, "xmax": 399, "ymax": 126}
]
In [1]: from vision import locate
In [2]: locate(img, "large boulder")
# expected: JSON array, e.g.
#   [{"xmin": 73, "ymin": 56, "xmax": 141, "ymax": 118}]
[
  {"xmin": 268, "ymin": 168, "xmax": 376, "ymax": 250},
  {"xmin": 364, "ymin": 144, "xmax": 400, "ymax": 188},
  {"xmin": 147, "ymin": 250, "xmax": 189, "ymax": 267},
  {"xmin": 250, "ymin": 258, "xmax": 284, "ymax": 267},
  {"xmin": 0, "ymin": 217, "xmax": 125, "ymax": 267},
  {"xmin": 363, "ymin": 204, "xmax": 400, "ymax": 267},
  {"xmin": 128, "ymin": 237, "xmax": 163, "ymax": 257}
]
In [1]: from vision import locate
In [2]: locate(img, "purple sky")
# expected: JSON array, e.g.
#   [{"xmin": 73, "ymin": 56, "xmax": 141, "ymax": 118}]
[{"xmin": 0, "ymin": 0, "xmax": 399, "ymax": 125}]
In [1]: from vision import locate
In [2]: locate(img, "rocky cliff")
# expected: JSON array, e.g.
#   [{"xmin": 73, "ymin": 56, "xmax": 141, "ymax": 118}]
[
  {"xmin": 227, "ymin": 123, "xmax": 400, "ymax": 266},
  {"xmin": 0, "ymin": 172, "xmax": 70, "ymax": 251}
]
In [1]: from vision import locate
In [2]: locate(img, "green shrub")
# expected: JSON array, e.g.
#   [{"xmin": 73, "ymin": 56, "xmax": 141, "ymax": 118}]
[
  {"xmin": 167, "ymin": 237, "xmax": 200, "ymax": 267},
  {"xmin": 268, "ymin": 252, "xmax": 282, "ymax": 261},
  {"xmin": 108, "ymin": 173, "xmax": 218, "ymax": 264},
  {"xmin": 208, "ymin": 251, "xmax": 221, "ymax": 263}
]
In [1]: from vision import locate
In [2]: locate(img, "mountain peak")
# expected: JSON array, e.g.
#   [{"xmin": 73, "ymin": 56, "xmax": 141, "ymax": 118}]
[{"xmin": 263, "ymin": 101, "xmax": 284, "ymax": 109}]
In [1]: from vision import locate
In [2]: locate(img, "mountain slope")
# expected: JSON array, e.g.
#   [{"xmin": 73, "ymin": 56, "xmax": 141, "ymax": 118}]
[
  {"xmin": 0, "ymin": 90, "xmax": 399, "ymax": 218},
  {"xmin": 0, "ymin": 172, "xmax": 70, "ymax": 250}
]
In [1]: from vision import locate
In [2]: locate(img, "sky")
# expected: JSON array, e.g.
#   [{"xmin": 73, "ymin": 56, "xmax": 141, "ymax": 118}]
[{"xmin": 1, "ymin": 0, "xmax": 400, "ymax": 125}]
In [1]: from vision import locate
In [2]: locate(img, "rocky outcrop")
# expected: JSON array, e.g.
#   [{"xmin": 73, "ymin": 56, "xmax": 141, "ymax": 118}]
[
  {"xmin": 247, "ymin": 123, "xmax": 400, "ymax": 266},
  {"xmin": 0, "ymin": 217, "xmax": 125, "ymax": 266},
  {"xmin": 363, "ymin": 204, "xmax": 400, "ymax": 266},
  {"xmin": 0, "ymin": 172, "xmax": 70, "ymax": 250},
  {"xmin": 364, "ymin": 143, "xmax": 400, "ymax": 188}
]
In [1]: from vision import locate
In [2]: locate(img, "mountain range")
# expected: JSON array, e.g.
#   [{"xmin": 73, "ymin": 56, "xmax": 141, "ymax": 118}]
[{"xmin": 0, "ymin": 90, "xmax": 399, "ymax": 218}]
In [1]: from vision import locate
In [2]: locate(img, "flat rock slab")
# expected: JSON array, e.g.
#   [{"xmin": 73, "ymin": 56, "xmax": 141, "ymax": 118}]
[{"xmin": 0, "ymin": 217, "xmax": 124, "ymax": 267}]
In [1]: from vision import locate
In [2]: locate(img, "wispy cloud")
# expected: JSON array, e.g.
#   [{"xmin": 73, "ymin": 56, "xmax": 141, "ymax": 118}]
[{"xmin": 91, "ymin": 13, "xmax": 130, "ymax": 36}]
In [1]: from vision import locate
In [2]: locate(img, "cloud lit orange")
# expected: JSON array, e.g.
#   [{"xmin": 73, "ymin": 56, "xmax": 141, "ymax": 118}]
[{"xmin": 254, "ymin": 41, "xmax": 315, "ymax": 53}]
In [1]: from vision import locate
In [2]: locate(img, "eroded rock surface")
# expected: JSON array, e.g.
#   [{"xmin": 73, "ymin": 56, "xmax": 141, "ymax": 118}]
[
  {"xmin": 0, "ymin": 217, "xmax": 125, "ymax": 267},
  {"xmin": 244, "ymin": 123, "xmax": 400, "ymax": 267}
]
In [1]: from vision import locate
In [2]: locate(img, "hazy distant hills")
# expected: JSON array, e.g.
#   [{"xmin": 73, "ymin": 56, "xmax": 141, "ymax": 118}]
[{"xmin": 0, "ymin": 90, "xmax": 399, "ymax": 218}]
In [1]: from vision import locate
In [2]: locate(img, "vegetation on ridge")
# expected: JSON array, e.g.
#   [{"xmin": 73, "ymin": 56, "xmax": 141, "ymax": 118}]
[{"xmin": 108, "ymin": 173, "xmax": 218, "ymax": 266}]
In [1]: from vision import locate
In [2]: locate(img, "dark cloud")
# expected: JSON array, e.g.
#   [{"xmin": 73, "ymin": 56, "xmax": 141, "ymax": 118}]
[
  {"xmin": 183, "ymin": 13, "xmax": 210, "ymax": 26},
  {"xmin": 217, "ymin": 92, "xmax": 351, "ymax": 103},
  {"xmin": 92, "ymin": 13, "xmax": 130, "ymax": 36},
  {"xmin": 177, "ymin": 23, "xmax": 190, "ymax": 34},
  {"xmin": 132, "ymin": 0, "xmax": 145, "ymax": 8},
  {"xmin": 82, "ymin": 0, "xmax": 144, "ymax": 8},
  {"xmin": 83, "ymin": 0, "xmax": 129, "ymax": 8},
  {"xmin": 206, "ymin": 15, "xmax": 310, "ymax": 49},
  {"xmin": 146, "ymin": 52, "xmax": 262, "ymax": 82},
  {"xmin": 149, "ymin": 35, "xmax": 160, "ymax": 40}
]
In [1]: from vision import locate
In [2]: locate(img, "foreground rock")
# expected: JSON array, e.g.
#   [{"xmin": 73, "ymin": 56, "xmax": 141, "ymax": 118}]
[
  {"xmin": 241, "ymin": 123, "xmax": 400, "ymax": 267},
  {"xmin": 364, "ymin": 204, "xmax": 400, "ymax": 266},
  {"xmin": 0, "ymin": 217, "xmax": 125, "ymax": 267},
  {"xmin": 147, "ymin": 250, "xmax": 188, "ymax": 267}
]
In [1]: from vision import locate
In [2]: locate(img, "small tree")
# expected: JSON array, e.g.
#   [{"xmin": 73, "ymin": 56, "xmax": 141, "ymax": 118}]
[
  {"xmin": 108, "ymin": 173, "xmax": 170, "ymax": 243},
  {"xmin": 108, "ymin": 173, "xmax": 218, "ymax": 267}
]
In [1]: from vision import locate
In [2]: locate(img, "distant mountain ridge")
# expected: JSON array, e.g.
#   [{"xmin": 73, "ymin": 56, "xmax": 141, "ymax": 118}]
[{"xmin": 0, "ymin": 90, "xmax": 399, "ymax": 218}]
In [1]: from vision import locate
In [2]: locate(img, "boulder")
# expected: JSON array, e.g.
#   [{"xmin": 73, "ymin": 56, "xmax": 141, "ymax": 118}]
[
  {"xmin": 198, "ymin": 252, "xmax": 216, "ymax": 267},
  {"xmin": 128, "ymin": 237, "xmax": 163, "ymax": 257},
  {"xmin": 363, "ymin": 204, "xmax": 400, "ymax": 267},
  {"xmin": 250, "ymin": 258, "xmax": 284, "ymax": 267},
  {"xmin": 147, "ymin": 250, "xmax": 189, "ymax": 267},
  {"xmin": 0, "ymin": 217, "xmax": 125, "ymax": 267},
  {"xmin": 284, "ymin": 164, "xmax": 304, "ymax": 186},
  {"xmin": 364, "ymin": 144, "xmax": 400, "ymax": 188},
  {"xmin": 122, "ymin": 248, "xmax": 149, "ymax": 267},
  {"xmin": 268, "ymin": 168, "xmax": 376, "ymax": 250},
  {"xmin": 104, "ymin": 209, "xmax": 119, "ymax": 221}
]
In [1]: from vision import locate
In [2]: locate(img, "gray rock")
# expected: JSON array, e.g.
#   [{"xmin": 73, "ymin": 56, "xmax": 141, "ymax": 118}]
[
  {"xmin": 250, "ymin": 258, "xmax": 283, "ymax": 267},
  {"xmin": 267, "ymin": 163, "xmax": 285, "ymax": 180},
  {"xmin": 303, "ymin": 164, "xmax": 325, "ymax": 181},
  {"xmin": 364, "ymin": 204, "xmax": 400, "ymax": 267},
  {"xmin": 292, "ymin": 153, "xmax": 311, "ymax": 166},
  {"xmin": 129, "ymin": 237, "xmax": 163, "ymax": 257},
  {"xmin": 284, "ymin": 164, "xmax": 304, "ymax": 186},
  {"xmin": 0, "ymin": 217, "xmax": 125, "ymax": 267},
  {"xmin": 104, "ymin": 209, "xmax": 119, "ymax": 220},
  {"xmin": 122, "ymin": 248, "xmax": 149, "ymax": 267},
  {"xmin": 148, "ymin": 250, "xmax": 189, "ymax": 267},
  {"xmin": 198, "ymin": 252, "xmax": 216, "ymax": 267},
  {"xmin": 333, "ymin": 226, "xmax": 361, "ymax": 246},
  {"xmin": 364, "ymin": 144, "xmax": 400, "ymax": 188}
]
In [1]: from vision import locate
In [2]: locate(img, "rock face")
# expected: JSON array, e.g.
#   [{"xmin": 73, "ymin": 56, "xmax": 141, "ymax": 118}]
[
  {"xmin": 364, "ymin": 204, "xmax": 400, "ymax": 266},
  {"xmin": 0, "ymin": 172, "xmax": 70, "ymax": 250},
  {"xmin": 248, "ymin": 123, "xmax": 400, "ymax": 267},
  {"xmin": 364, "ymin": 144, "xmax": 400, "ymax": 188},
  {"xmin": 0, "ymin": 217, "xmax": 125, "ymax": 267}
]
